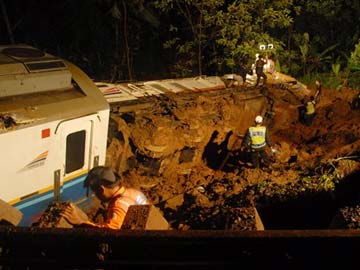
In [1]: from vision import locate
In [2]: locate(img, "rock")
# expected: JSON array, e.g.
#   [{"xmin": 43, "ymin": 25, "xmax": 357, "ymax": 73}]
[
  {"xmin": 225, "ymin": 207, "xmax": 265, "ymax": 231},
  {"xmin": 0, "ymin": 198, "xmax": 23, "ymax": 226},
  {"xmin": 121, "ymin": 205, "xmax": 170, "ymax": 230},
  {"xmin": 32, "ymin": 201, "xmax": 88, "ymax": 228}
]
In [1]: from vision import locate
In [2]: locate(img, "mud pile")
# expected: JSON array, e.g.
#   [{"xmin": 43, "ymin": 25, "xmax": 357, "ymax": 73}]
[
  {"xmin": 32, "ymin": 202, "xmax": 89, "ymax": 228},
  {"xmin": 105, "ymin": 83, "xmax": 360, "ymax": 230}
]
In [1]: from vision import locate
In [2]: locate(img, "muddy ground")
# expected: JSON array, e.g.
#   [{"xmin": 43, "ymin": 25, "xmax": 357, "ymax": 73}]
[{"xmin": 98, "ymin": 80, "xmax": 360, "ymax": 231}]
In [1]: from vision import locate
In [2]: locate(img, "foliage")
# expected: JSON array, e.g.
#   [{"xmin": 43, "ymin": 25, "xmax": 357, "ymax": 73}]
[
  {"xmin": 316, "ymin": 171, "xmax": 337, "ymax": 191},
  {"xmin": 348, "ymin": 40, "xmax": 360, "ymax": 71},
  {"xmin": 2, "ymin": 0, "xmax": 360, "ymax": 81},
  {"xmin": 296, "ymin": 32, "xmax": 309, "ymax": 75},
  {"xmin": 319, "ymin": 58, "xmax": 345, "ymax": 91},
  {"xmin": 153, "ymin": 0, "xmax": 224, "ymax": 76},
  {"xmin": 294, "ymin": 0, "xmax": 360, "ymax": 58},
  {"xmin": 284, "ymin": 0, "xmax": 360, "ymax": 79},
  {"xmin": 331, "ymin": 63, "xmax": 341, "ymax": 77},
  {"xmin": 306, "ymin": 170, "xmax": 338, "ymax": 191},
  {"xmin": 299, "ymin": 71, "xmax": 344, "ymax": 91},
  {"xmin": 292, "ymin": 32, "xmax": 338, "ymax": 76},
  {"xmin": 259, "ymin": 164, "xmax": 342, "ymax": 200},
  {"xmin": 153, "ymin": 0, "xmax": 294, "ymax": 77},
  {"xmin": 345, "ymin": 40, "xmax": 360, "ymax": 89},
  {"xmin": 348, "ymin": 71, "xmax": 360, "ymax": 90}
]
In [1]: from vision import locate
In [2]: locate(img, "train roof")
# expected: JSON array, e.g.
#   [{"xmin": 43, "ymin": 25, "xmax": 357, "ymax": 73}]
[
  {"xmin": 0, "ymin": 44, "xmax": 109, "ymax": 132},
  {"xmin": 96, "ymin": 76, "xmax": 227, "ymax": 104}
]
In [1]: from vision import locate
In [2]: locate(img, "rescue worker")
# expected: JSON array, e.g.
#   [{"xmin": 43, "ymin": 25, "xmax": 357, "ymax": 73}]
[
  {"xmin": 251, "ymin": 53, "xmax": 260, "ymax": 76},
  {"xmin": 62, "ymin": 166, "xmax": 149, "ymax": 229},
  {"xmin": 242, "ymin": 115, "xmax": 275, "ymax": 169},
  {"xmin": 301, "ymin": 96, "xmax": 316, "ymax": 126},
  {"xmin": 255, "ymin": 54, "xmax": 268, "ymax": 86}
]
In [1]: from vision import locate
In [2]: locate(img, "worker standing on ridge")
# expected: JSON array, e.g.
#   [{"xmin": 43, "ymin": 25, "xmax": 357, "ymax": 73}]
[
  {"xmin": 242, "ymin": 115, "xmax": 276, "ymax": 169},
  {"xmin": 62, "ymin": 166, "xmax": 149, "ymax": 229},
  {"xmin": 251, "ymin": 53, "xmax": 260, "ymax": 76},
  {"xmin": 255, "ymin": 54, "xmax": 268, "ymax": 86}
]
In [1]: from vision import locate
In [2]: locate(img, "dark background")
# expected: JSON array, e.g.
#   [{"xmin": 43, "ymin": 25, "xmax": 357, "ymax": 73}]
[
  {"xmin": 1, "ymin": 0, "xmax": 360, "ymax": 84},
  {"xmin": 0, "ymin": 0, "xmax": 165, "ymax": 81}
]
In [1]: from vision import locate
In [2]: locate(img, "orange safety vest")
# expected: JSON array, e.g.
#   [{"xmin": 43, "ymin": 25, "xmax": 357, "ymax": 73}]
[
  {"xmin": 249, "ymin": 126, "xmax": 266, "ymax": 149},
  {"xmin": 85, "ymin": 187, "xmax": 148, "ymax": 229}
]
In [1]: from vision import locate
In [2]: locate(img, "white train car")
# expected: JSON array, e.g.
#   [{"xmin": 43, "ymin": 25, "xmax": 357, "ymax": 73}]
[
  {"xmin": 98, "ymin": 76, "xmax": 227, "ymax": 104},
  {"xmin": 0, "ymin": 45, "xmax": 109, "ymax": 226}
]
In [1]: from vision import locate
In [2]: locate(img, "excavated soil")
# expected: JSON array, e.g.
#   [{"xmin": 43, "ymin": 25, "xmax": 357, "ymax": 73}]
[{"xmin": 103, "ymin": 83, "xmax": 360, "ymax": 231}]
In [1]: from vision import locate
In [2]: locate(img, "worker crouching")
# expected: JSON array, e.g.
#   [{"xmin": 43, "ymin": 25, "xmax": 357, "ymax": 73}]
[
  {"xmin": 62, "ymin": 166, "xmax": 149, "ymax": 229},
  {"xmin": 242, "ymin": 115, "xmax": 275, "ymax": 169}
]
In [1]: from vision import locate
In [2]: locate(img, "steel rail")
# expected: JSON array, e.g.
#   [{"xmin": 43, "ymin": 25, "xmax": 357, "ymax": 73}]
[{"xmin": 1, "ymin": 227, "xmax": 359, "ymax": 269}]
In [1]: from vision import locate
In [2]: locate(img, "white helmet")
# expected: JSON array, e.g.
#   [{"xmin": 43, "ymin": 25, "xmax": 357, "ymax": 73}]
[{"xmin": 255, "ymin": 115, "xmax": 263, "ymax": 124}]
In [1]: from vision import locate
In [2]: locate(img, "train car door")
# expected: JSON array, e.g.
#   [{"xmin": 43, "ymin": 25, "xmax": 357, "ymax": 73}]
[{"xmin": 55, "ymin": 117, "xmax": 94, "ymax": 202}]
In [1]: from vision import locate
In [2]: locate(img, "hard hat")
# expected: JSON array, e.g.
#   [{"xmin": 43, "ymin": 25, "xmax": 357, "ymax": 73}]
[{"xmin": 255, "ymin": 115, "xmax": 263, "ymax": 124}]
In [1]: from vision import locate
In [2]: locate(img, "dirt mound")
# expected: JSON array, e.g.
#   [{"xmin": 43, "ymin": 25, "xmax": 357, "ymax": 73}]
[
  {"xmin": 271, "ymin": 86, "xmax": 360, "ymax": 168},
  {"xmin": 32, "ymin": 202, "xmax": 89, "ymax": 228}
]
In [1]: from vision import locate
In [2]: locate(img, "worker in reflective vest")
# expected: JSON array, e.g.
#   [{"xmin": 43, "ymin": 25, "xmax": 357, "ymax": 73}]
[
  {"xmin": 302, "ymin": 96, "xmax": 316, "ymax": 126},
  {"xmin": 62, "ymin": 166, "xmax": 149, "ymax": 229},
  {"xmin": 242, "ymin": 115, "xmax": 275, "ymax": 169}
]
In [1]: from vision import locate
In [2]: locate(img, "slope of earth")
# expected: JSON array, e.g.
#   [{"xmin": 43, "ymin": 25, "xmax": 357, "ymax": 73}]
[{"xmin": 105, "ymin": 83, "xmax": 360, "ymax": 230}]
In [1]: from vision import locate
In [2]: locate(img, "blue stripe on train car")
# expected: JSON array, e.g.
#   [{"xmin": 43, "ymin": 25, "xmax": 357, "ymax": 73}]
[
  {"xmin": 15, "ymin": 173, "xmax": 89, "ymax": 227},
  {"xmin": 61, "ymin": 174, "xmax": 88, "ymax": 201}
]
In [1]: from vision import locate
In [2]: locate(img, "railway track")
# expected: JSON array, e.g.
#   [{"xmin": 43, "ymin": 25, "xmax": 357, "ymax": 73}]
[{"xmin": 0, "ymin": 227, "xmax": 359, "ymax": 269}]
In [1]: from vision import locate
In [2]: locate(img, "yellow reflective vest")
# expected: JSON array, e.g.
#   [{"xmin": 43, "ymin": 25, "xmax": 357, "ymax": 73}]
[
  {"xmin": 306, "ymin": 101, "xmax": 315, "ymax": 115},
  {"xmin": 249, "ymin": 126, "xmax": 266, "ymax": 149}
]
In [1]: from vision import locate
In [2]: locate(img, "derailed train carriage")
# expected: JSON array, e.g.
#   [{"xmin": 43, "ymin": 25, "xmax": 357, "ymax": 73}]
[{"xmin": 0, "ymin": 44, "xmax": 109, "ymax": 226}]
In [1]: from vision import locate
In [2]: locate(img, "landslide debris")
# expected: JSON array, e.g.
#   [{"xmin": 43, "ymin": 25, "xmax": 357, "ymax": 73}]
[
  {"xmin": 32, "ymin": 201, "xmax": 89, "ymax": 228},
  {"xmin": 31, "ymin": 82, "xmax": 360, "ymax": 231},
  {"xmin": 104, "ymin": 82, "xmax": 360, "ymax": 229},
  {"xmin": 103, "ymin": 81, "xmax": 360, "ymax": 230},
  {"xmin": 34, "ymin": 82, "xmax": 360, "ymax": 231}
]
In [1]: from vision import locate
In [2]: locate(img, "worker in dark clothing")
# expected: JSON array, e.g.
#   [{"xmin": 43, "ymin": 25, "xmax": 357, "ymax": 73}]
[
  {"xmin": 242, "ymin": 115, "xmax": 275, "ymax": 169},
  {"xmin": 255, "ymin": 54, "xmax": 268, "ymax": 86},
  {"xmin": 62, "ymin": 166, "xmax": 149, "ymax": 229},
  {"xmin": 300, "ymin": 96, "xmax": 316, "ymax": 126},
  {"xmin": 237, "ymin": 63, "xmax": 248, "ymax": 85},
  {"xmin": 230, "ymin": 61, "xmax": 248, "ymax": 86}
]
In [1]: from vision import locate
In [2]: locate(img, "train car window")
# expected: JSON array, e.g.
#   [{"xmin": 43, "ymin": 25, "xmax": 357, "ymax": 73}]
[{"xmin": 65, "ymin": 130, "xmax": 86, "ymax": 173}]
